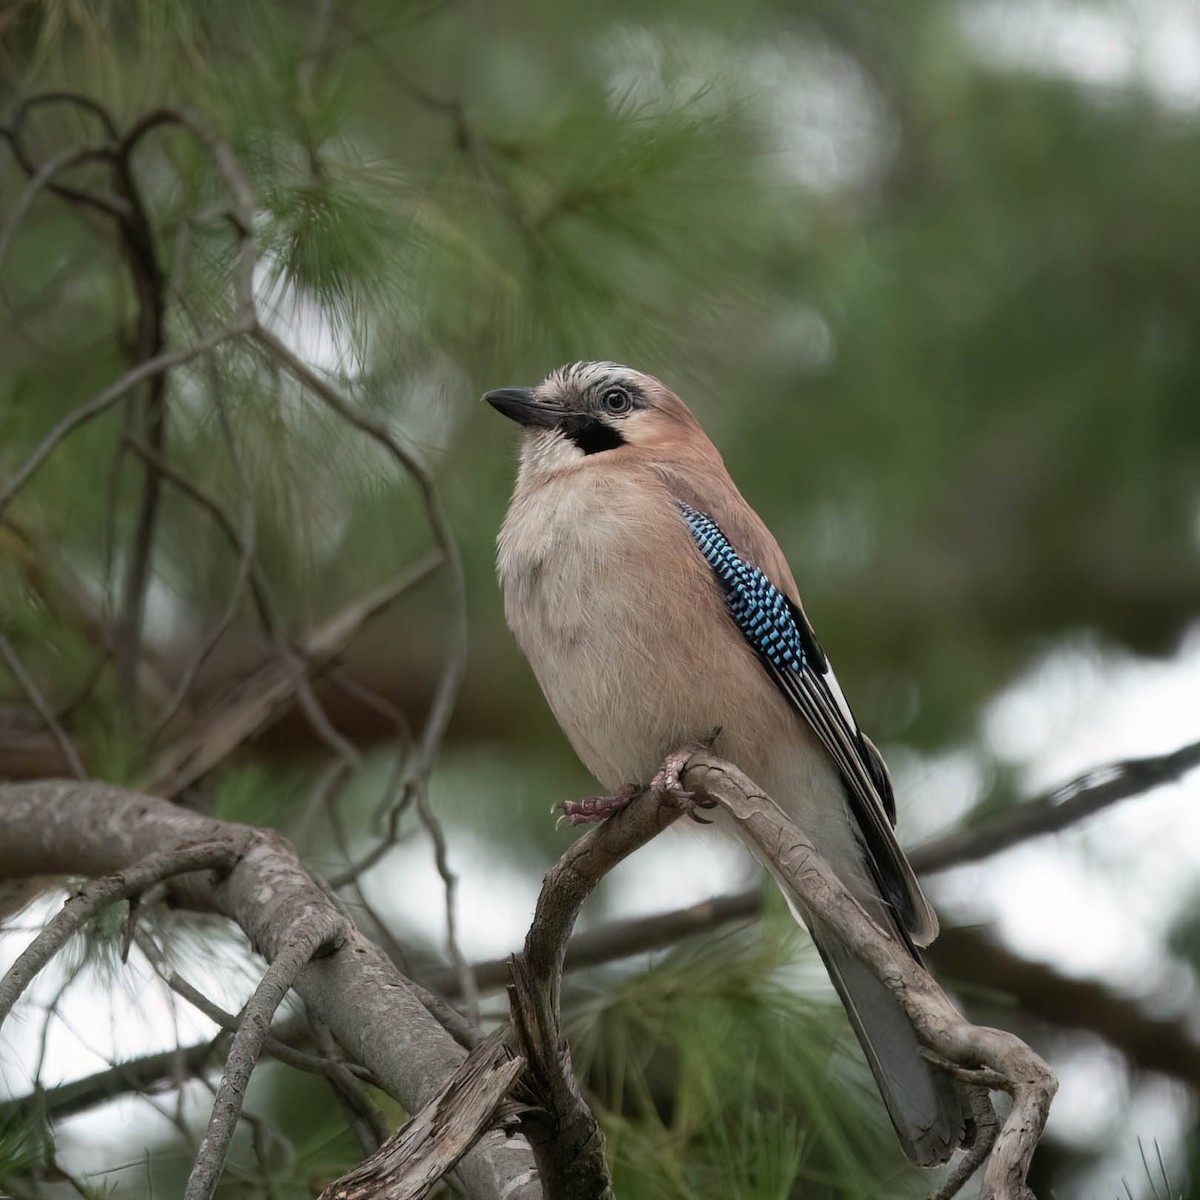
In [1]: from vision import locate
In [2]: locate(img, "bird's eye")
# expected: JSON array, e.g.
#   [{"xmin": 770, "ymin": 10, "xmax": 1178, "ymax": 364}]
[{"xmin": 601, "ymin": 387, "xmax": 632, "ymax": 414}]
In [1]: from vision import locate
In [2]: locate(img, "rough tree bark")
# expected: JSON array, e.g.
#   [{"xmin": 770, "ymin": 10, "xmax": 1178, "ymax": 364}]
[{"xmin": 0, "ymin": 780, "xmax": 540, "ymax": 1200}]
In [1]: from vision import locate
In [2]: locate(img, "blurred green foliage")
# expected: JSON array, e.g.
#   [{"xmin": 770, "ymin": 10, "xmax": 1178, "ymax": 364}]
[{"xmin": 2, "ymin": 0, "xmax": 1199, "ymax": 1197}]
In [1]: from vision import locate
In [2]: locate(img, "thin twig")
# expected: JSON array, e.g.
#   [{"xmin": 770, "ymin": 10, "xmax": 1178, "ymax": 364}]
[
  {"xmin": 0, "ymin": 326, "xmax": 249, "ymax": 524},
  {"xmin": 323, "ymin": 783, "xmax": 481, "ymax": 1051},
  {"xmin": 325, "ymin": 665, "xmax": 414, "ymax": 744},
  {"xmin": 134, "ymin": 932, "xmax": 378, "ymax": 1087},
  {"xmin": 182, "ymin": 911, "xmax": 345, "ymax": 1200},
  {"xmin": 415, "ymin": 787, "xmax": 479, "ymax": 1028},
  {"xmin": 122, "ymin": 439, "xmax": 273, "ymax": 640},
  {"xmin": 0, "ymin": 145, "xmax": 111, "ymax": 275},
  {"xmin": 2, "ymin": 93, "xmax": 127, "ymax": 218},
  {"xmin": 0, "ymin": 630, "xmax": 87, "ymax": 779},
  {"xmin": 125, "ymin": 435, "xmax": 363, "ymax": 767},
  {"xmin": 0, "ymin": 841, "xmax": 238, "ymax": 1023},
  {"xmin": 144, "ymin": 555, "xmax": 442, "ymax": 797},
  {"xmin": 307, "ymin": 1014, "xmax": 391, "ymax": 1152},
  {"xmin": 151, "ymin": 386, "xmax": 256, "ymax": 737},
  {"xmin": 247, "ymin": 324, "xmax": 468, "ymax": 794},
  {"xmin": 911, "ymin": 737, "xmax": 1200, "ymax": 874}
]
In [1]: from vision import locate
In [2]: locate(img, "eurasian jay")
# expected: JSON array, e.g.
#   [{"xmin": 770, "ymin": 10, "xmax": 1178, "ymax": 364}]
[{"xmin": 486, "ymin": 361, "xmax": 969, "ymax": 1167}]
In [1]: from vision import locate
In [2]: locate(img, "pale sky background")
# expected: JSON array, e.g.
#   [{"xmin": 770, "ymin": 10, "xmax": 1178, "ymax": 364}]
[{"xmin": 2, "ymin": 2, "xmax": 1199, "ymax": 1196}]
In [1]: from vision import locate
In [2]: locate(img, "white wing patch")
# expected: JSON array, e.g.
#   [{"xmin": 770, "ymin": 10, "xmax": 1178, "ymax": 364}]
[{"xmin": 822, "ymin": 662, "xmax": 859, "ymax": 734}]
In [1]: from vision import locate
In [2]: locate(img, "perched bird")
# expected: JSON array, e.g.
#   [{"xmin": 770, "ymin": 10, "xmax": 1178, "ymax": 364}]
[{"xmin": 486, "ymin": 361, "xmax": 969, "ymax": 1167}]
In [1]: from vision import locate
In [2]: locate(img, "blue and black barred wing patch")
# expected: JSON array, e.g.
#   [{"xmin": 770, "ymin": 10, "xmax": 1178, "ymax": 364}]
[
  {"xmin": 676, "ymin": 503, "xmax": 810, "ymax": 677},
  {"xmin": 676, "ymin": 500, "xmax": 921, "ymax": 933}
]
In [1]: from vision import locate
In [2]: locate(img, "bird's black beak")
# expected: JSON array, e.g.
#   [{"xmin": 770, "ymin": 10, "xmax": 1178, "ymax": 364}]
[{"xmin": 483, "ymin": 387, "xmax": 564, "ymax": 429}]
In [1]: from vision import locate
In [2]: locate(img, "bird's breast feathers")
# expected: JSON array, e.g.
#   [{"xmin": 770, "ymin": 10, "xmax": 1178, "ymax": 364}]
[{"xmin": 496, "ymin": 467, "xmax": 810, "ymax": 792}]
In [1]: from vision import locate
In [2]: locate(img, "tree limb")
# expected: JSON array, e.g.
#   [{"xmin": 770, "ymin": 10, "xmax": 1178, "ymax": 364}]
[
  {"xmin": 0, "ymin": 780, "xmax": 540, "ymax": 1200},
  {"xmin": 679, "ymin": 753, "xmax": 1055, "ymax": 1200},
  {"xmin": 910, "ymin": 738, "xmax": 1200, "ymax": 875},
  {"xmin": 508, "ymin": 787, "xmax": 684, "ymax": 1199},
  {"xmin": 508, "ymin": 755, "xmax": 1056, "ymax": 1200}
]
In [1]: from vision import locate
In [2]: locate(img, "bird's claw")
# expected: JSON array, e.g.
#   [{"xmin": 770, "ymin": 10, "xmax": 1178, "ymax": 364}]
[
  {"xmin": 558, "ymin": 784, "xmax": 639, "ymax": 826},
  {"xmin": 664, "ymin": 789, "xmax": 718, "ymax": 824},
  {"xmin": 652, "ymin": 743, "xmax": 718, "ymax": 824}
]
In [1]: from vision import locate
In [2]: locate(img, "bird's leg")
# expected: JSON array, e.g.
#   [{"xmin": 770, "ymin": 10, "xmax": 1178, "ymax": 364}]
[{"xmin": 558, "ymin": 783, "xmax": 640, "ymax": 826}]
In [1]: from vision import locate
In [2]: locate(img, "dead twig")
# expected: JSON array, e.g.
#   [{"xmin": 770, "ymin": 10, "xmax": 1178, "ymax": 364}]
[
  {"xmin": 134, "ymin": 931, "xmax": 379, "ymax": 1088},
  {"xmin": 0, "ymin": 326, "xmax": 250, "ymax": 525},
  {"xmin": 150, "ymin": 387, "xmax": 255, "ymax": 737},
  {"xmin": 2, "ymin": 93, "xmax": 126, "ymax": 218},
  {"xmin": 307, "ymin": 1013, "xmax": 391, "ymax": 1153},
  {"xmin": 247, "ymin": 326, "xmax": 468, "ymax": 798},
  {"xmin": 415, "ymin": 788, "xmax": 479, "ymax": 1028},
  {"xmin": 183, "ymin": 911, "xmax": 346, "ymax": 1200},
  {"xmin": 124, "ymin": 435, "xmax": 362, "ymax": 768},
  {"xmin": 316, "ymin": 1029, "xmax": 524, "ymax": 1200},
  {"xmin": 143, "ymin": 555, "xmax": 442, "ymax": 797},
  {"xmin": 0, "ymin": 145, "xmax": 112, "ymax": 275},
  {"xmin": 0, "ymin": 841, "xmax": 238, "ymax": 1023}
]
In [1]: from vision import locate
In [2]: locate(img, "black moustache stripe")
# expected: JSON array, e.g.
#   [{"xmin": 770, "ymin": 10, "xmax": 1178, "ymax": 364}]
[{"xmin": 562, "ymin": 417, "xmax": 626, "ymax": 455}]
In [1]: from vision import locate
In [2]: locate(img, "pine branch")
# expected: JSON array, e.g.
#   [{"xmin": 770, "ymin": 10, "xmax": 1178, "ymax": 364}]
[
  {"xmin": 0, "ymin": 780, "xmax": 540, "ymax": 1200},
  {"xmin": 910, "ymin": 738, "xmax": 1200, "ymax": 874},
  {"xmin": 142, "ymin": 556, "xmax": 441, "ymax": 797}
]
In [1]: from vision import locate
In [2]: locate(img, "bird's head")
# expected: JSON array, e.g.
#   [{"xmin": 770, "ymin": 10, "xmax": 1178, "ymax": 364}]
[{"xmin": 484, "ymin": 361, "xmax": 704, "ymax": 479}]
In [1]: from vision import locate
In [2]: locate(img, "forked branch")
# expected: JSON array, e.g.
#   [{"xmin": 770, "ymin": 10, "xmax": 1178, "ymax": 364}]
[{"xmin": 510, "ymin": 752, "xmax": 1056, "ymax": 1200}]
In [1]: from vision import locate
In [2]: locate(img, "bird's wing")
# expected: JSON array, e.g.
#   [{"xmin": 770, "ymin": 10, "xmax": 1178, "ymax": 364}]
[{"xmin": 674, "ymin": 499, "xmax": 937, "ymax": 946}]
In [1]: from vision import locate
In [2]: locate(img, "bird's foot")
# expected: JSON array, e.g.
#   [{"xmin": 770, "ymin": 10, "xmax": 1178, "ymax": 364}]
[
  {"xmin": 558, "ymin": 784, "xmax": 640, "ymax": 827},
  {"xmin": 557, "ymin": 737, "xmax": 721, "ymax": 828},
  {"xmin": 652, "ymin": 742, "xmax": 719, "ymax": 824}
]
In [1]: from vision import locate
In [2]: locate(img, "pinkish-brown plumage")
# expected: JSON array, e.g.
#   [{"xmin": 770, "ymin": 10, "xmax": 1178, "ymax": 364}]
[{"xmin": 489, "ymin": 361, "xmax": 969, "ymax": 1166}]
